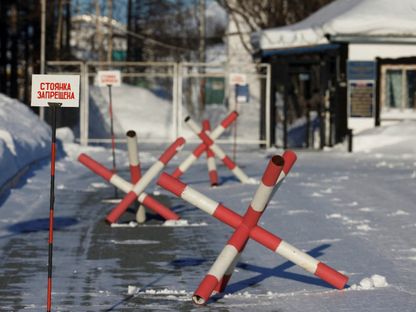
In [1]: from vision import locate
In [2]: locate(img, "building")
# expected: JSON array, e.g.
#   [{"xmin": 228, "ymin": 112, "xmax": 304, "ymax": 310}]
[
  {"xmin": 252, "ymin": 0, "xmax": 416, "ymax": 148},
  {"xmin": 70, "ymin": 15, "xmax": 127, "ymax": 61}
]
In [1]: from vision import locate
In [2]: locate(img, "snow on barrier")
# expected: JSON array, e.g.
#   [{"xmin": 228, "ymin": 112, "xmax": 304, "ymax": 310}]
[
  {"xmin": 78, "ymin": 137, "xmax": 185, "ymax": 224},
  {"xmin": 184, "ymin": 116, "xmax": 250, "ymax": 184},
  {"xmin": 126, "ymin": 130, "xmax": 146, "ymax": 223},
  {"xmin": 158, "ymin": 151, "xmax": 348, "ymax": 303},
  {"xmin": 172, "ymin": 111, "xmax": 239, "ymax": 183},
  {"xmin": 202, "ymin": 120, "xmax": 218, "ymax": 186},
  {"xmin": 105, "ymin": 137, "xmax": 186, "ymax": 224}
]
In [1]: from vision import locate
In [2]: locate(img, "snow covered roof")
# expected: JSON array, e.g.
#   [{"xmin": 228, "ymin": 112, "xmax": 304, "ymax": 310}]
[{"xmin": 252, "ymin": 0, "xmax": 416, "ymax": 52}]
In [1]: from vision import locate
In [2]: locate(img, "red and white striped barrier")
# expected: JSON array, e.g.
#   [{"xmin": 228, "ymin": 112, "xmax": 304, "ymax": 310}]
[
  {"xmin": 78, "ymin": 137, "xmax": 184, "ymax": 224},
  {"xmin": 215, "ymin": 150, "xmax": 298, "ymax": 293},
  {"xmin": 78, "ymin": 154, "xmax": 180, "ymax": 222},
  {"xmin": 126, "ymin": 130, "xmax": 146, "ymax": 223},
  {"xmin": 184, "ymin": 116, "xmax": 250, "ymax": 184},
  {"xmin": 106, "ymin": 137, "xmax": 186, "ymax": 224},
  {"xmin": 172, "ymin": 111, "xmax": 238, "ymax": 179},
  {"xmin": 193, "ymin": 155, "xmax": 285, "ymax": 303},
  {"xmin": 202, "ymin": 120, "xmax": 218, "ymax": 186},
  {"xmin": 157, "ymin": 154, "xmax": 349, "ymax": 298}
]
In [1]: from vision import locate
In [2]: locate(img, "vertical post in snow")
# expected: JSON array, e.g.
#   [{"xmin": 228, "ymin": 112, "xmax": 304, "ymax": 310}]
[
  {"xmin": 232, "ymin": 93, "xmax": 239, "ymax": 162},
  {"xmin": 46, "ymin": 102, "xmax": 61, "ymax": 312},
  {"xmin": 107, "ymin": 84, "xmax": 118, "ymax": 198}
]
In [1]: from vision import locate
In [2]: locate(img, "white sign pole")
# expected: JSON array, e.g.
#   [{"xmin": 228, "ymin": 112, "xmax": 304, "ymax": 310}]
[{"xmin": 31, "ymin": 74, "xmax": 80, "ymax": 312}]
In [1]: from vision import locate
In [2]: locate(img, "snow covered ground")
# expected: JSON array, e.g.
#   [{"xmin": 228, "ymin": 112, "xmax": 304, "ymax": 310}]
[{"xmin": 1, "ymin": 93, "xmax": 416, "ymax": 311}]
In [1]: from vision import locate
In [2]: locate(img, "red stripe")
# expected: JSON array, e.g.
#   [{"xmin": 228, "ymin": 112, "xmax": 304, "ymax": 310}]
[
  {"xmin": 242, "ymin": 206, "xmax": 262, "ymax": 228},
  {"xmin": 249, "ymin": 226, "xmax": 282, "ymax": 251},
  {"xmin": 50, "ymin": 143, "xmax": 56, "ymax": 176},
  {"xmin": 228, "ymin": 225, "xmax": 250, "ymax": 252},
  {"xmin": 78, "ymin": 154, "xmax": 114, "ymax": 181},
  {"xmin": 193, "ymin": 274, "xmax": 218, "ymax": 305},
  {"xmin": 206, "ymin": 148, "xmax": 215, "ymax": 158},
  {"xmin": 159, "ymin": 137, "xmax": 185, "ymax": 164},
  {"xmin": 261, "ymin": 155, "xmax": 284, "ymax": 187},
  {"xmin": 213, "ymin": 204, "xmax": 242, "ymax": 229},
  {"xmin": 221, "ymin": 111, "xmax": 238, "ymax": 128},
  {"xmin": 157, "ymin": 173, "xmax": 187, "ymax": 197},
  {"xmin": 315, "ymin": 262, "xmax": 349, "ymax": 289},
  {"xmin": 142, "ymin": 194, "xmax": 180, "ymax": 220},
  {"xmin": 193, "ymin": 144, "xmax": 207, "ymax": 157},
  {"xmin": 202, "ymin": 119, "xmax": 211, "ymax": 131},
  {"xmin": 106, "ymin": 191, "xmax": 137, "ymax": 223},
  {"xmin": 282, "ymin": 150, "xmax": 297, "ymax": 175},
  {"xmin": 214, "ymin": 274, "xmax": 231, "ymax": 293},
  {"xmin": 198, "ymin": 131, "xmax": 214, "ymax": 146},
  {"xmin": 171, "ymin": 168, "xmax": 183, "ymax": 178},
  {"xmin": 222, "ymin": 156, "xmax": 236, "ymax": 170},
  {"xmin": 208, "ymin": 170, "xmax": 218, "ymax": 186},
  {"xmin": 129, "ymin": 165, "xmax": 141, "ymax": 183},
  {"xmin": 47, "ymin": 277, "xmax": 52, "ymax": 310}
]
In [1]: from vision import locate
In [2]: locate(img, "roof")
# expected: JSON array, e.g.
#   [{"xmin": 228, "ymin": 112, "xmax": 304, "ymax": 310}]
[{"xmin": 252, "ymin": 0, "xmax": 416, "ymax": 52}]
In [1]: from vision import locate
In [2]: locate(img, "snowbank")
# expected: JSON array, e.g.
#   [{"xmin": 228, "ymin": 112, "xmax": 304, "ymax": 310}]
[{"xmin": 0, "ymin": 93, "xmax": 50, "ymax": 190}]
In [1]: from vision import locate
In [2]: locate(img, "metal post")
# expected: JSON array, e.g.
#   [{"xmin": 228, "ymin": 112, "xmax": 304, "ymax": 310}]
[
  {"xmin": 265, "ymin": 64, "xmax": 272, "ymax": 148},
  {"xmin": 347, "ymin": 128, "xmax": 353, "ymax": 153},
  {"xmin": 178, "ymin": 63, "xmax": 183, "ymax": 136},
  {"xmin": 46, "ymin": 102, "xmax": 61, "ymax": 312},
  {"xmin": 108, "ymin": 84, "xmax": 118, "ymax": 198},
  {"xmin": 107, "ymin": 0, "xmax": 113, "ymax": 63},
  {"xmin": 79, "ymin": 62, "xmax": 87, "ymax": 146},
  {"xmin": 39, "ymin": 0, "xmax": 46, "ymax": 120},
  {"xmin": 172, "ymin": 63, "xmax": 178, "ymax": 139}
]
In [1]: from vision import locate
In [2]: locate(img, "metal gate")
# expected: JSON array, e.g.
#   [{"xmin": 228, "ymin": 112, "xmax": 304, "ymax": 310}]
[{"xmin": 46, "ymin": 61, "xmax": 271, "ymax": 147}]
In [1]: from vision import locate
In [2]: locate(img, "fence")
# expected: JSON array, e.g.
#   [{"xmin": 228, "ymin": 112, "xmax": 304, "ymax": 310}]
[{"xmin": 46, "ymin": 61, "xmax": 271, "ymax": 147}]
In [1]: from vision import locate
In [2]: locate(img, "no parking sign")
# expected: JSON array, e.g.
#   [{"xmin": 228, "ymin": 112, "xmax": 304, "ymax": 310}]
[
  {"xmin": 31, "ymin": 73, "xmax": 80, "ymax": 312},
  {"xmin": 31, "ymin": 74, "xmax": 80, "ymax": 107},
  {"xmin": 96, "ymin": 70, "xmax": 121, "ymax": 87}
]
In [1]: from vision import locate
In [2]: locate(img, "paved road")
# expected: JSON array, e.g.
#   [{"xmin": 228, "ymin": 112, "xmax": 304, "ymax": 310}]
[{"xmin": 1, "ymin": 145, "xmax": 416, "ymax": 311}]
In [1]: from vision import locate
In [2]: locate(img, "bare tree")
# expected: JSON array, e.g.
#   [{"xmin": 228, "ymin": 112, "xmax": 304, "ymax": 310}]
[{"xmin": 217, "ymin": 0, "xmax": 334, "ymax": 53}]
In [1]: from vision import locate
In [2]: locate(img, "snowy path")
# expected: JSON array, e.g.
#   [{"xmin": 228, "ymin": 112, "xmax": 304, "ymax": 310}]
[{"xmin": 0, "ymin": 143, "xmax": 415, "ymax": 311}]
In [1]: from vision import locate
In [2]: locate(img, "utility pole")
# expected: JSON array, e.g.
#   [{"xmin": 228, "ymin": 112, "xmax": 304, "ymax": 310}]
[
  {"xmin": 55, "ymin": 0, "xmax": 64, "ymax": 60},
  {"xmin": 198, "ymin": 0, "xmax": 206, "ymax": 118},
  {"xmin": 107, "ymin": 0, "xmax": 113, "ymax": 63},
  {"xmin": 40, "ymin": 0, "xmax": 46, "ymax": 120},
  {"xmin": 198, "ymin": 0, "xmax": 205, "ymax": 64},
  {"xmin": 95, "ymin": 0, "xmax": 103, "ymax": 61}
]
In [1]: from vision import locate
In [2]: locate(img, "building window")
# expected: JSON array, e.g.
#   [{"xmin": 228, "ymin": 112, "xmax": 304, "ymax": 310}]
[{"xmin": 382, "ymin": 66, "xmax": 416, "ymax": 111}]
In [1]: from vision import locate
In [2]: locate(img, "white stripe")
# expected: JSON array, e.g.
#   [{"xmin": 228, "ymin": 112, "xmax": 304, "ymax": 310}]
[
  {"xmin": 136, "ymin": 205, "xmax": 146, "ymax": 223},
  {"xmin": 185, "ymin": 118, "xmax": 201, "ymax": 134},
  {"xmin": 208, "ymin": 245, "xmax": 239, "ymax": 280},
  {"xmin": 132, "ymin": 161, "xmax": 164, "ymax": 195},
  {"xmin": 251, "ymin": 183, "xmax": 274, "ymax": 212},
  {"xmin": 275, "ymin": 241, "xmax": 319, "ymax": 274},
  {"xmin": 207, "ymin": 157, "xmax": 216, "ymax": 172},
  {"xmin": 181, "ymin": 187, "xmax": 218, "ymax": 215},
  {"xmin": 210, "ymin": 125, "xmax": 225, "ymax": 140},
  {"xmin": 276, "ymin": 171, "xmax": 286, "ymax": 185},
  {"xmin": 110, "ymin": 175, "xmax": 133, "ymax": 193},
  {"xmin": 224, "ymin": 252, "xmax": 240, "ymax": 276},
  {"xmin": 209, "ymin": 143, "xmax": 226, "ymax": 159},
  {"xmin": 126, "ymin": 136, "xmax": 139, "ymax": 166},
  {"xmin": 178, "ymin": 153, "xmax": 198, "ymax": 172},
  {"xmin": 231, "ymin": 166, "xmax": 250, "ymax": 184},
  {"xmin": 271, "ymin": 171, "xmax": 287, "ymax": 197},
  {"xmin": 138, "ymin": 193, "xmax": 147, "ymax": 202}
]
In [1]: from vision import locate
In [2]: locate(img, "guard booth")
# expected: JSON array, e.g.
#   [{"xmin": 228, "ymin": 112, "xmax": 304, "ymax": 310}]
[
  {"xmin": 259, "ymin": 45, "xmax": 348, "ymax": 149},
  {"xmin": 252, "ymin": 0, "xmax": 416, "ymax": 150}
]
